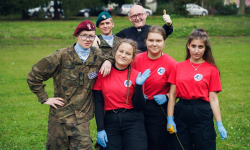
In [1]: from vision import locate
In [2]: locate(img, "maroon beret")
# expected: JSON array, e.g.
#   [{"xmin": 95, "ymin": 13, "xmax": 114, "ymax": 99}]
[{"xmin": 73, "ymin": 20, "xmax": 96, "ymax": 36}]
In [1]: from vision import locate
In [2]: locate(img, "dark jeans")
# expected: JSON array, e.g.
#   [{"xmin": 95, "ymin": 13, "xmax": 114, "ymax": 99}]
[
  {"xmin": 169, "ymin": 99, "xmax": 216, "ymax": 150},
  {"xmin": 101, "ymin": 109, "xmax": 147, "ymax": 150},
  {"xmin": 143, "ymin": 100, "xmax": 171, "ymax": 150}
]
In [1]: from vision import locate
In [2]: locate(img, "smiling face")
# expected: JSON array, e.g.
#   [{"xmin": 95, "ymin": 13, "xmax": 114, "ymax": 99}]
[
  {"xmin": 187, "ymin": 39, "xmax": 206, "ymax": 63},
  {"xmin": 129, "ymin": 5, "xmax": 147, "ymax": 28},
  {"xmin": 75, "ymin": 30, "xmax": 96, "ymax": 49},
  {"xmin": 146, "ymin": 32, "xmax": 165, "ymax": 59},
  {"xmin": 115, "ymin": 43, "xmax": 134, "ymax": 70},
  {"xmin": 98, "ymin": 18, "xmax": 114, "ymax": 36}
]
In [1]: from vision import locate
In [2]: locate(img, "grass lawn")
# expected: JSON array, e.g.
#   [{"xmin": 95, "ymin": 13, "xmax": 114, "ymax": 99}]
[{"xmin": 0, "ymin": 15, "xmax": 250, "ymax": 149}]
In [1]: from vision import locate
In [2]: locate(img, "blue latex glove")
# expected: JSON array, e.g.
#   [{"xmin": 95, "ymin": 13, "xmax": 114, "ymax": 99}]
[
  {"xmin": 153, "ymin": 94, "xmax": 168, "ymax": 105},
  {"xmin": 144, "ymin": 94, "xmax": 148, "ymax": 101},
  {"xmin": 97, "ymin": 130, "xmax": 108, "ymax": 148},
  {"xmin": 136, "ymin": 69, "xmax": 151, "ymax": 85},
  {"xmin": 167, "ymin": 116, "xmax": 177, "ymax": 134},
  {"xmin": 216, "ymin": 121, "xmax": 227, "ymax": 140}
]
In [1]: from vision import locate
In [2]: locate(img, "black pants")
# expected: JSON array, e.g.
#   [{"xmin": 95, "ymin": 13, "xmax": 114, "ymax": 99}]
[
  {"xmin": 169, "ymin": 99, "xmax": 216, "ymax": 150},
  {"xmin": 101, "ymin": 109, "xmax": 147, "ymax": 150},
  {"xmin": 143, "ymin": 100, "xmax": 171, "ymax": 150}
]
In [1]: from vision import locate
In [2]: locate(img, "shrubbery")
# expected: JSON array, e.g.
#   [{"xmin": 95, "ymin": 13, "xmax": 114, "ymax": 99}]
[
  {"xmin": 155, "ymin": 2, "xmax": 175, "ymax": 15},
  {"xmin": 246, "ymin": 5, "xmax": 250, "ymax": 14},
  {"xmin": 214, "ymin": 1, "xmax": 238, "ymax": 15}
]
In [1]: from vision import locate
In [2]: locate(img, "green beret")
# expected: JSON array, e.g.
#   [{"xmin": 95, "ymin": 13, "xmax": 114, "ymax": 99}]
[{"xmin": 96, "ymin": 11, "xmax": 111, "ymax": 27}]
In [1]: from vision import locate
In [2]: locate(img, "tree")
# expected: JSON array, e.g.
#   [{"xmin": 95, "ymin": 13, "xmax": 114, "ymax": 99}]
[
  {"xmin": 102, "ymin": 0, "xmax": 133, "ymax": 6},
  {"xmin": 0, "ymin": 0, "xmax": 47, "ymax": 19},
  {"xmin": 238, "ymin": 0, "xmax": 246, "ymax": 15}
]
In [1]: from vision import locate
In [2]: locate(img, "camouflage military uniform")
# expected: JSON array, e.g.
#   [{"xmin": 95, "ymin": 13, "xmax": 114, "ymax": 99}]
[
  {"xmin": 97, "ymin": 35, "xmax": 122, "ymax": 57},
  {"xmin": 27, "ymin": 44, "xmax": 109, "ymax": 150}
]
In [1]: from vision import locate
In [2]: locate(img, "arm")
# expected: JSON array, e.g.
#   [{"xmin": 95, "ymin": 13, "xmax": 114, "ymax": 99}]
[
  {"xmin": 132, "ymin": 84, "xmax": 144, "ymax": 111},
  {"xmin": 209, "ymin": 91, "xmax": 227, "ymax": 140},
  {"xmin": 162, "ymin": 24, "xmax": 173, "ymax": 38},
  {"xmin": 93, "ymin": 90, "xmax": 105, "ymax": 132},
  {"xmin": 209, "ymin": 92, "xmax": 222, "ymax": 122},
  {"xmin": 27, "ymin": 52, "xmax": 61, "ymax": 104},
  {"xmin": 167, "ymin": 84, "xmax": 177, "ymax": 134},
  {"xmin": 115, "ymin": 29, "xmax": 126, "ymax": 38},
  {"xmin": 167, "ymin": 84, "xmax": 176, "ymax": 117},
  {"xmin": 94, "ymin": 90, "xmax": 108, "ymax": 147}
]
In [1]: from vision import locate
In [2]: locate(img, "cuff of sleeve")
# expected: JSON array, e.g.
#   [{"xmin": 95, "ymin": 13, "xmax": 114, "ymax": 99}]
[{"xmin": 38, "ymin": 92, "xmax": 49, "ymax": 104}]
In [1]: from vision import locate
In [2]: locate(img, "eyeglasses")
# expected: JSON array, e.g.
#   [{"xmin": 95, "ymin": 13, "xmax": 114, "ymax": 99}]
[
  {"xmin": 130, "ymin": 13, "xmax": 144, "ymax": 20},
  {"xmin": 79, "ymin": 35, "xmax": 95, "ymax": 41}
]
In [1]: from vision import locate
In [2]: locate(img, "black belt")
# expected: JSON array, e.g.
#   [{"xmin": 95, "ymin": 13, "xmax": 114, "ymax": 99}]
[
  {"xmin": 106, "ymin": 108, "xmax": 134, "ymax": 113},
  {"xmin": 178, "ymin": 98, "xmax": 209, "ymax": 105}
]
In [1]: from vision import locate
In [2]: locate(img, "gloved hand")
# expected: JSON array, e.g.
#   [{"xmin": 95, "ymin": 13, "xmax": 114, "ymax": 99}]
[
  {"xmin": 216, "ymin": 121, "xmax": 227, "ymax": 140},
  {"xmin": 144, "ymin": 94, "xmax": 148, "ymax": 101},
  {"xmin": 92, "ymin": 35, "xmax": 101, "ymax": 49},
  {"xmin": 136, "ymin": 69, "xmax": 151, "ymax": 85},
  {"xmin": 163, "ymin": 14, "xmax": 172, "ymax": 26},
  {"xmin": 167, "ymin": 116, "xmax": 177, "ymax": 134},
  {"xmin": 97, "ymin": 130, "xmax": 108, "ymax": 148},
  {"xmin": 153, "ymin": 94, "xmax": 168, "ymax": 105}
]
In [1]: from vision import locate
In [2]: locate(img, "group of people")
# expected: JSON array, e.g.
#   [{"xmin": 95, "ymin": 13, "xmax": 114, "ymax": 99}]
[{"xmin": 27, "ymin": 4, "xmax": 227, "ymax": 150}]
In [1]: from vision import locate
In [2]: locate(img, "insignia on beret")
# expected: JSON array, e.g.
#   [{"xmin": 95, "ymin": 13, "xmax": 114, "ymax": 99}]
[
  {"xmin": 102, "ymin": 15, "xmax": 106, "ymax": 19},
  {"xmin": 87, "ymin": 24, "xmax": 91, "ymax": 30}
]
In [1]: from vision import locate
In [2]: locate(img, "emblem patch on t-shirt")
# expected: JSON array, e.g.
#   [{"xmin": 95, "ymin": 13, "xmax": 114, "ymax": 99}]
[
  {"xmin": 88, "ymin": 70, "xmax": 98, "ymax": 79},
  {"xmin": 194, "ymin": 74, "xmax": 203, "ymax": 81},
  {"xmin": 124, "ymin": 80, "xmax": 132, "ymax": 87},
  {"xmin": 157, "ymin": 67, "xmax": 165, "ymax": 75}
]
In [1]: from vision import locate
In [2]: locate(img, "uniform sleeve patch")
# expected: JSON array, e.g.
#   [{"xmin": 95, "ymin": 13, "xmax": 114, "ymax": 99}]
[{"xmin": 88, "ymin": 70, "xmax": 98, "ymax": 79}]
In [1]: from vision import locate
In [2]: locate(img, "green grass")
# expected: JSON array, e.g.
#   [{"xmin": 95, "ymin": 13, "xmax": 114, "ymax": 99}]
[{"xmin": 0, "ymin": 15, "xmax": 250, "ymax": 149}]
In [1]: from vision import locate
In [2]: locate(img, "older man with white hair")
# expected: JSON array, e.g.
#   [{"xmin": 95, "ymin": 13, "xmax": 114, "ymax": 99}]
[{"xmin": 116, "ymin": 5, "xmax": 173, "ymax": 52}]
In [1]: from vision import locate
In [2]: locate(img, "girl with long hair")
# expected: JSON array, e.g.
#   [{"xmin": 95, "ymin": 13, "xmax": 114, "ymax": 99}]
[
  {"xmin": 93, "ymin": 39, "xmax": 150, "ymax": 150},
  {"xmin": 167, "ymin": 29, "xmax": 227, "ymax": 150}
]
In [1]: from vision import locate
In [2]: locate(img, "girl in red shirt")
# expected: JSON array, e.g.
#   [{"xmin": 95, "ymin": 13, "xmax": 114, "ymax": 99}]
[
  {"xmin": 132, "ymin": 25, "xmax": 177, "ymax": 150},
  {"xmin": 167, "ymin": 29, "xmax": 227, "ymax": 150},
  {"xmin": 93, "ymin": 39, "xmax": 150, "ymax": 150}
]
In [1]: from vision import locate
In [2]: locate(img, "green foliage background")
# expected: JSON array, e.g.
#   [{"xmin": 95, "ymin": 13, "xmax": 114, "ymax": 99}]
[{"xmin": 0, "ymin": 15, "xmax": 250, "ymax": 149}]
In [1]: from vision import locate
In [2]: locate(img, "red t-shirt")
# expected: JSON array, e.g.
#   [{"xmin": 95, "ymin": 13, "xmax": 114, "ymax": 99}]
[
  {"xmin": 132, "ymin": 52, "xmax": 177, "ymax": 100},
  {"xmin": 93, "ymin": 67, "xmax": 139, "ymax": 110},
  {"xmin": 168, "ymin": 59, "xmax": 222, "ymax": 102}
]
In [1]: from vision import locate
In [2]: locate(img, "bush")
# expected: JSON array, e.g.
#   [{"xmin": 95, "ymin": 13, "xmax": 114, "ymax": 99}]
[
  {"xmin": 214, "ymin": 1, "xmax": 238, "ymax": 15},
  {"xmin": 246, "ymin": 5, "xmax": 250, "ymax": 14},
  {"xmin": 155, "ymin": 2, "xmax": 175, "ymax": 15}
]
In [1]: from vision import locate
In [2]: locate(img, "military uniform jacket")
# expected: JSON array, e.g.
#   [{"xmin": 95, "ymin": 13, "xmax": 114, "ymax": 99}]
[
  {"xmin": 97, "ymin": 34, "xmax": 122, "ymax": 57},
  {"xmin": 27, "ymin": 44, "xmax": 106, "ymax": 124}
]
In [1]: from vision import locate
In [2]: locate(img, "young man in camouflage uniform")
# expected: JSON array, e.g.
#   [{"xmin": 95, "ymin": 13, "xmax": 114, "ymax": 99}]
[
  {"xmin": 27, "ymin": 20, "xmax": 112, "ymax": 150},
  {"xmin": 93, "ymin": 11, "xmax": 122, "ymax": 56}
]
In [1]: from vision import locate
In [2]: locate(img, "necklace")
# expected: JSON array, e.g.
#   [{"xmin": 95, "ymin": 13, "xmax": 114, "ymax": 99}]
[{"xmin": 190, "ymin": 59, "xmax": 204, "ymax": 70}]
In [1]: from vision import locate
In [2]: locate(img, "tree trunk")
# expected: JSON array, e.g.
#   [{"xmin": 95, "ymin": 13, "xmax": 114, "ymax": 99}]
[
  {"xmin": 140, "ymin": 0, "xmax": 146, "ymax": 7},
  {"xmin": 53, "ymin": 0, "xmax": 60, "ymax": 20},
  {"xmin": 238, "ymin": 0, "xmax": 246, "ymax": 15}
]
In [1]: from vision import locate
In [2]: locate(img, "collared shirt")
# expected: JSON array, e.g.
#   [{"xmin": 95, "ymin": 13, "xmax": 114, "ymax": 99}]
[
  {"xmin": 101, "ymin": 34, "xmax": 114, "ymax": 47},
  {"xmin": 74, "ymin": 42, "xmax": 90, "ymax": 63}
]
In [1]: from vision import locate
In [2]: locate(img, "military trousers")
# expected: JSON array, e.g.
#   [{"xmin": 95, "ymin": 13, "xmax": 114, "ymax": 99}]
[
  {"xmin": 101, "ymin": 108, "xmax": 147, "ymax": 150},
  {"xmin": 169, "ymin": 99, "xmax": 216, "ymax": 150},
  {"xmin": 46, "ymin": 120, "xmax": 93, "ymax": 150},
  {"xmin": 143, "ymin": 100, "xmax": 172, "ymax": 150}
]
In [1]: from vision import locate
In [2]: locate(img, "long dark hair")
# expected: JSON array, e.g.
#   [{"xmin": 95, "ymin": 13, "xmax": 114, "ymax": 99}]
[
  {"xmin": 186, "ymin": 28, "xmax": 218, "ymax": 70},
  {"xmin": 113, "ymin": 39, "xmax": 138, "ymax": 105}
]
